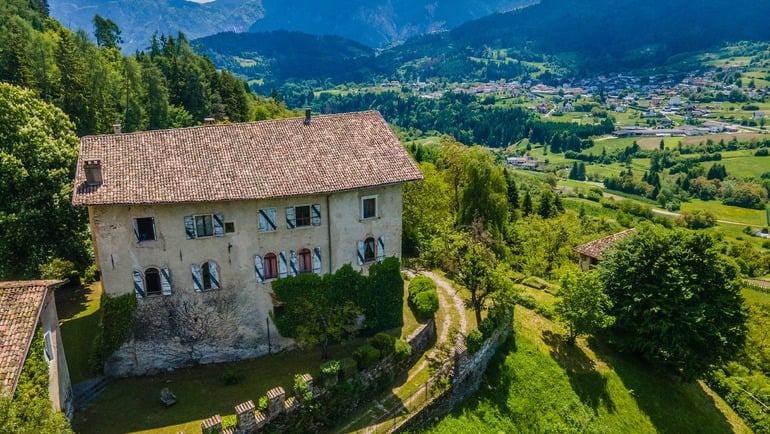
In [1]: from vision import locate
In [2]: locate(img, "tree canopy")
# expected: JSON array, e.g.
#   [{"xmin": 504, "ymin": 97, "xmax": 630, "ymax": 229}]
[
  {"xmin": 0, "ymin": 82, "xmax": 89, "ymax": 278},
  {"xmin": 599, "ymin": 225, "xmax": 747, "ymax": 380}
]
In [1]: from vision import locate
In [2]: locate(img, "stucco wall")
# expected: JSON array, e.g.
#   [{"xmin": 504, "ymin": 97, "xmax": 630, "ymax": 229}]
[
  {"xmin": 90, "ymin": 184, "xmax": 404, "ymax": 375},
  {"xmin": 40, "ymin": 291, "xmax": 73, "ymax": 418}
]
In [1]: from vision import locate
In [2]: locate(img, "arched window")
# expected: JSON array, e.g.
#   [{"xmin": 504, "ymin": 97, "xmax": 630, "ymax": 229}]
[
  {"xmin": 145, "ymin": 267, "xmax": 162, "ymax": 296},
  {"xmin": 364, "ymin": 237, "xmax": 376, "ymax": 263},
  {"xmin": 264, "ymin": 253, "xmax": 278, "ymax": 279},
  {"xmin": 192, "ymin": 260, "xmax": 220, "ymax": 290},
  {"xmin": 298, "ymin": 248, "xmax": 312, "ymax": 273}
]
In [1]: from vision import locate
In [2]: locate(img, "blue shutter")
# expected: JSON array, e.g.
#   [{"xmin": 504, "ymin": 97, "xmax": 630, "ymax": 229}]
[
  {"xmin": 311, "ymin": 204, "xmax": 321, "ymax": 226},
  {"xmin": 356, "ymin": 240, "xmax": 365, "ymax": 266},
  {"xmin": 313, "ymin": 247, "xmax": 322, "ymax": 274},
  {"xmin": 259, "ymin": 208, "xmax": 277, "ymax": 232},
  {"xmin": 255, "ymin": 255, "xmax": 264, "ymax": 283},
  {"xmin": 133, "ymin": 270, "xmax": 145, "ymax": 297},
  {"xmin": 191, "ymin": 264, "xmax": 203, "ymax": 291},
  {"xmin": 184, "ymin": 216, "xmax": 195, "ymax": 239},
  {"xmin": 279, "ymin": 251, "xmax": 288, "ymax": 278},
  {"xmin": 209, "ymin": 261, "xmax": 220, "ymax": 289},
  {"xmin": 285, "ymin": 207, "xmax": 296, "ymax": 229},
  {"xmin": 290, "ymin": 250, "xmax": 298, "ymax": 276},
  {"xmin": 377, "ymin": 236, "xmax": 385, "ymax": 262},
  {"xmin": 132, "ymin": 219, "xmax": 140, "ymax": 242},
  {"xmin": 213, "ymin": 213, "xmax": 225, "ymax": 237},
  {"xmin": 161, "ymin": 266, "xmax": 172, "ymax": 295}
]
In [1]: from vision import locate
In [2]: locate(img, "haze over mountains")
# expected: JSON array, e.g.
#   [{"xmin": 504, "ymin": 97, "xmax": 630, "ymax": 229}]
[{"xmin": 48, "ymin": 0, "xmax": 536, "ymax": 52}]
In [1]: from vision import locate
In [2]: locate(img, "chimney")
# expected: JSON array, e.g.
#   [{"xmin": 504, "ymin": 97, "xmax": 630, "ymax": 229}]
[
  {"xmin": 204, "ymin": 117, "xmax": 215, "ymax": 126},
  {"xmin": 112, "ymin": 123, "xmax": 121, "ymax": 134},
  {"xmin": 304, "ymin": 109, "xmax": 311, "ymax": 125},
  {"xmin": 84, "ymin": 160, "xmax": 103, "ymax": 186}
]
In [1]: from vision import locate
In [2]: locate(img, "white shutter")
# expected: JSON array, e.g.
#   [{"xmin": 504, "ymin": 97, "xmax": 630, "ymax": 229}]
[
  {"xmin": 311, "ymin": 204, "xmax": 321, "ymax": 226},
  {"xmin": 259, "ymin": 208, "xmax": 277, "ymax": 232},
  {"xmin": 377, "ymin": 236, "xmax": 385, "ymax": 262},
  {"xmin": 285, "ymin": 207, "xmax": 296, "ymax": 229},
  {"xmin": 160, "ymin": 266, "xmax": 172, "ymax": 295},
  {"xmin": 313, "ymin": 247, "xmax": 322, "ymax": 274},
  {"xmin": 191, "ymin": 263, "xmax": 203, "ymax": 291},
  {"xmin": 132, "ymin": 219, "xmax": 140, "ymax": 242},
  {"xmin": 290, "ymin": 250, "xmax": 298, "ymax": 276},
  {"xmin": 133, "ymin": 270, "xmax": 145, "ymax": 297},
  {"xmin": 213, "ymin": 213, "xmax": 225, "ymax": 237},
  {"xmin": 184, "ymin": 216, "xmax": 195, "ymax": 239},
  {"xmin": 209, "ymin": 261, "xmax": 220, "ymax": 289},
  {"xmin": 279, "ymin": 251, "xmax": 288, "ymax": 278},
  {"xmin": 255, "ymin": 255, "xmax": 264, "ymax": 283},
  {"xmin": 356, "ymin": 240, "xmax": 365, "ymax": 266}
]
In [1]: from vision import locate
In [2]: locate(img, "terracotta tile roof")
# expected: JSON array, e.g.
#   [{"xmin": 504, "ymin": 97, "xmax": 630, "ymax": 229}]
[
  {"xmin": 0, "ymin": 280, "xmax": 61, "ymax": 394},
  {"xmin": 573, "ymin": 228, "xmax": 636, "ymax": 260},
  {"xmin": 72, "ymin": 111, "xmax": 424, "ymax": 206}
]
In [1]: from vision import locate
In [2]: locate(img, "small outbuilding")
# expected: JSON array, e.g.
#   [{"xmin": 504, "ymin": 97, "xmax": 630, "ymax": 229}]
[
  {"xmin": 0, "ymin": 280, "xmax": 72, "ymax": 418},
  {"xmin": 573, "ymin": 228, "xmax": 636, "ymax": 271}
]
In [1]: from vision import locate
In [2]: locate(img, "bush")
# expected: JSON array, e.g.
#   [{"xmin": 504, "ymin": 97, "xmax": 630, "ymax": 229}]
[
  {"xmin": 465, "ymin": 329, "xmax": 484, "ymax": 354},
  {"xmin": 320, "ymin": 359, "xmax": 341, "ymax": 377},
  {"xmin": 83, "ymin": 264, "xmax": 99, "ymax": 284},
  {"xmin": 257, "ymin": 395, "xmax": 268, "ymax": 412},
  {"xmin": 408, "ymin": 276, "xmax": 436, "ymax": 298},
  {"xmin": 755, "ymin": 148, "xmax": 769, "ymax": 157},
  {"xmin": 353, "ymin": 344, "xmax": 380, "ymax": 370},
  {"xmin": 394, "ymin": 339, "xmax": 412, "ymax": 362},
  {"xmin": 39, "ymin": 258, "xmax": 79, "ymax": 286},
  {"xmin": 370, "ymin": 333, "xmax": 396, "ymax": 356},
  {"xmin": 411, "ymin": 290, "xmax": 439, "ymax": 320}
]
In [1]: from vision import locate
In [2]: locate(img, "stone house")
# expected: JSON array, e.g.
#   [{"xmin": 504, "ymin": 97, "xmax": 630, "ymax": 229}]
[
  {"xmin": 71, "ymin": 110, "xmax": 423, "ymax": 375},
  {"xmin": 573, "ymin": 228, "xmax": 636, "ymax": 271},
  {"xmin": 0, "ymin": 280, "xmax": 73, "ymax": 418}
]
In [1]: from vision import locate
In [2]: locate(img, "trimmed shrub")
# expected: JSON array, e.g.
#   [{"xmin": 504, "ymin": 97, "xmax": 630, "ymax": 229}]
[
  {"xmin": 408, "ymin": 276, "xmax": 436, "ymax": 298},
  {"xmin": 370, "ymin": 333, "xmax": 396, "ymax": 356},
  {"xmin": 411, "ymin": 290, "xmax": 439, "ymax": 320},
  {"xmin": 394, "ymin": 339, "xmax": 412, "ymax": 362},
  {"xmin": 353, "ymin": 344, "xmax": 380, "ymax": 370},
  {"xmin": 465, "ymin": 329, "xmax": 484, "ymax": 354}
]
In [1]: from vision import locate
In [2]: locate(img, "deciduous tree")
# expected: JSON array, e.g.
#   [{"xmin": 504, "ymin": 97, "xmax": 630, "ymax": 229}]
[
  {"xmin": 555, "ymin": 271, "xmax": 614, "ymax": 343},
  {"xmin": 599, "ymin": 225, "xmax": 747, "ymax": 381}
]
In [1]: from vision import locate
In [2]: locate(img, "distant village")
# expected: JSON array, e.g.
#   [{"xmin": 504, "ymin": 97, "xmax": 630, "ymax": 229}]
[{"xmin": 381, "ymin": 63, "xmax": 769, "ymax": 140}]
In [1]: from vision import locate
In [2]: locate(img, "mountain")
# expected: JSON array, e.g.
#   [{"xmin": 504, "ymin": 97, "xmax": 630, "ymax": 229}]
[
  {"xmin": 47, "ymin": 0, "xmax": 536, "ymax": 52},
  {"xmin": 193, "ymin": 0, "xmax": 770, "ymax": 87},
  {"xmin": 248, "ymin": 0, "xmax": 537, "ymax": 48},
  {"xmin": 49, "ymin": 0, "xmax": 265, "ymax": 52}
]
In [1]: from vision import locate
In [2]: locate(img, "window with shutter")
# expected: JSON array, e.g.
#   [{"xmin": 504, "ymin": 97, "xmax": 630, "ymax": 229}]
[
  {"xmin": 289, "ymin": 250, "xmax": 298, "ymax": 276},
  {"xmin": 311, "ymin": 204, "xmax": 321, "ymax": 226},
  {"xmin": 161, "ymin": 266, "xmax": 172, "ymax": 295},
  {"xmin": 299, "ymin": 248, "xmax": 312, "ymax": 273},
  {"xmin": 377, "ymin": 236, "xmax": 385, "ymax": 262},
  {"xmin": 279, "ymin": 251, "xmax": 288, "ymax": 278},
  {"xmin": 364, "ymin": 237, "xmax": 376, "ymax": 263},
  {"xmin": 213, "ymin": 213, "xmax": 225, "ymax": 237},
  {"xmin": 191, "ymin": 264, "xmax": 203, "ymax": 291},
  {"xmin": 133, "ymin": 270, "xmax": 146, "ymax": 297},
  {"xmin": 313, "ymin": 247, "xmax": 322, "ymax": 274},
  {"xmin": 255, "ymin": 255, "xmax": 264, "ymax": 282},
  {"xmin": 263, "ymin": 253, "xmax": 278, "ymax": 279},
  {"xmin": 285, "ymin": 207, "xmax": 296, "ymax": 229},
  {"xmin": 134, "ymin": 217, "xmax": 156, "ymax": 242},
  {"xmin": 258, "ymin": 208, "xmax": 277, "ymax": 232},
  {"xmin": 145, "ymin": 267, "xmax": 162, "ymax": 296}
]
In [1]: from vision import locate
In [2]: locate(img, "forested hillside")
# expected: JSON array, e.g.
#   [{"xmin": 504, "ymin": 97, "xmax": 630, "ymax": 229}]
[{"xmin": 0, "ymin": 0, "xmax": 296, "ymax": 279}]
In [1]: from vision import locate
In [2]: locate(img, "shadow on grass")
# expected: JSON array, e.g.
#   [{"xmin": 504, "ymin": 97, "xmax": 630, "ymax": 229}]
[
  {"xmin": 56, "ymin": 283, "xmax": 102, "ymax": 384},
  {"xmin": 590, "ymin": 338, "xmax": 736, "ymax": 434},
  {"xmin": 541, "ymin": 330, "xmax": 615, "ymax": 415}
]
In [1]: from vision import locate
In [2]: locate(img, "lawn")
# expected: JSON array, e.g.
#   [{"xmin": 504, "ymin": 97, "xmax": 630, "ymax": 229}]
[
  {"xmin": 421, "ymin": 306, "xmax": 750, "ymax": 434},
  {"xmin": 679, "ymin": 199, "xmax": 767, "ymax": 226},
  {"xmin": 56, "ymin": 282, "xmax": 103, "ymax": 384}
]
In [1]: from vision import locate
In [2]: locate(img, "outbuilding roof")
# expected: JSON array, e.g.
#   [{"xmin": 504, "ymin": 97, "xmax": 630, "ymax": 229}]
[
  {"xmin": 0, "ymin": 281, "xmax": 61, "ymax": 394},
  {"xmin": 573, "ymin": 228, "xmax": 636, "ymax": 260},
  {"xmin": 72, "ymin": 111, "xmax": 423, "ymax": 206}
]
